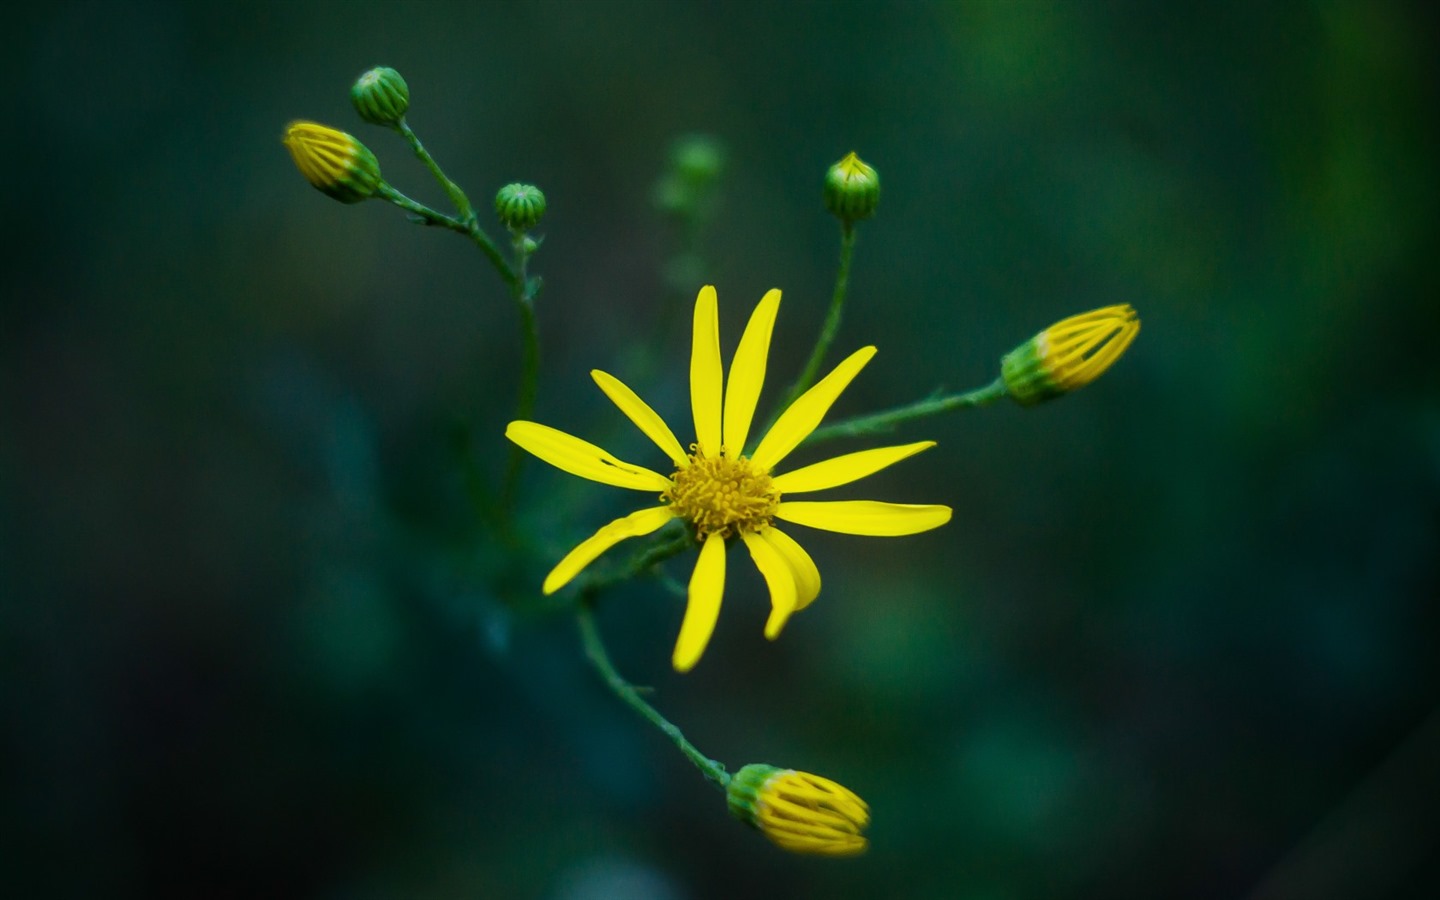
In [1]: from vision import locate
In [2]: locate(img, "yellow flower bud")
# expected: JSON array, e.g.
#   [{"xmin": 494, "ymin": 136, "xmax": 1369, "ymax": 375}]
[
  {"xmin": 1001, "ymin": 304, "xmax": 1141, "ymax": 405},
  {"xmin": 727, "ymin": 764, "xmax": 870, "ymax": 856},
  {"xmin": 283, "ymin": 121, "xmax": 383, "ymax": 204}
]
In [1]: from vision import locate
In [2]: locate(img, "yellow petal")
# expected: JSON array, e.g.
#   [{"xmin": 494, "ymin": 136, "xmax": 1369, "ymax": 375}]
[
  {"xmin": 673, "ymin": 532, "xmax": 727, "ymax": 672},
  {"xmin": 542, "ymin": 506, "xmax": 678, "ymax": 594},
  {"xmin": 723, "ymin": 288, "xmax": 781, "ymax": 456},
  {"xmin": 591, "ymin": 370, "xmax": 689, "ymax": 468},
  {"xmin": 759, "ymin": 526, "xmax": 821, "ymax": 611},
  {"xmin": 505, "ymin": 421, "xmax": 672, "ymax": 491},
  {"xmin": 772, "ymin": 441, "xmax": 936, "ymax": 494},
  {"xmin": 690, "ymin": 285, "xmax": 723, "ymax": 457},
  {"xmin": 751, "ymin": 346, "xmax": 876, "ymax": 471},
  {"xmin": 775, "ymin": 500, "xmax": 952, "ymax": 536},
  {"xmin": 741, "ymin": 531, "xmax": 798, "ymax": 639}
]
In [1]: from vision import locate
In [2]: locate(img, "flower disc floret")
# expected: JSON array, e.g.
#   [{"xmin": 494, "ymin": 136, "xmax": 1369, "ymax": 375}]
[{"xmin": 666, "ymin": 451, "xmax": 779, "ymax": 540}]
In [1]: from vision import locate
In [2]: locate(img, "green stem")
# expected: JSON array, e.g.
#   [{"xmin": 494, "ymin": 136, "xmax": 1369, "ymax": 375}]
[
  {"xmin": 464, "ymin": 220, "xmax": 520, "ymax": 292},
  {"xmin": 390, "ymin": 120, "xmax": 518, "ymax": 291},
  {"xmin": 576, "ymin": 599, "xmax": 730, "ymax": 789},
  {"xmin": 396, "ymin": 119, "xmax": 475, "ymax": 223},
  {"xmin": 574, "ymin": 527, "xmax": 694, "ymax": 595},
  {"xmin": 377, "ymin": 184, "xmax": 469, "ymax": 234},
  {"xmin": 779, "ymin": 221, "xmax": 857, "ymax": 416},
  {"xmin": 500, "ymin": 234, "xmax": 542, "ymax": 512},
  {"xmin": 802, "ymin": 377, "xmax": 1010, "ymax": 447},
  {"xmin": 378, "ymin": 183, "xmax": 518, "ymax": 292}
]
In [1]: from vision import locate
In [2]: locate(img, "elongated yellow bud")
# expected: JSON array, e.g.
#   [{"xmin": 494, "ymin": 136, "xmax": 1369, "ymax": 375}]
[
  {"xmin": 1001, "ymin": 304, "xmax": 1140, "ymax": 405},
  {"xmin": 283, "ymin": 121, "xmax": 383, "ymax": 204},
  {"xmin": 727, "ymin": 764, "xmax": 870, "ymax": 856}
]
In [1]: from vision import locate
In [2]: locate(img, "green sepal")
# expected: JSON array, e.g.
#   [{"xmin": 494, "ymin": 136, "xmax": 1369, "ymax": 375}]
[
  {"xmin": 1000, "ymin": 338, "xmax": 1062, "ymax": 406},
  {"xmin": 726, "ymin": 763, "xmax": 783, "ymax": 827}
]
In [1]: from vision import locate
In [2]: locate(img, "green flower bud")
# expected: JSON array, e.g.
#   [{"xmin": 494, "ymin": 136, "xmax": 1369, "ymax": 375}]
[
  {"xmin": 727, "ymin": 764, "xmax": 870, "ymax": 856},
  {"xmin": 283, "ymin": 121, "xmax": 384, "ymax": 203},
  {"xmin": 672, "ymin": 134, "xmax": 725, "ymax": 185},
  {"xmin": 351, "ymin": 66, "xmax": 410, "ymax": 126},
  {"xmin": 1001, "ymin": 305, "xmax": 1141, "ymax": 406},
  {"xmin": 495, "ymin": 183, "xmax": 546, "ymax": 231},
  {"xmin": 823, "ymin": 151, "xmax": 880, "ymax": 222}
]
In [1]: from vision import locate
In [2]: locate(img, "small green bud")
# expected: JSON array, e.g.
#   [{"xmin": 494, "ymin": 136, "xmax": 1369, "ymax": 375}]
[
  {"xmin": 495, "ymin": 183, "xmax": 546, "ymax": 231},
  {"xmin": 283, "ymin": 121, "xmax": 384, "ymax": 203},
  {"xmin": 824, "ymin": 151, "xmax": 880, "ymax": 222},
  {"xmin": 1001, "ymin": 305, "xmax": 1141, "ymax": 406},
  {"xmin": 671, "ymin": 134, "xmax": 725, "ymax": 185},
  {"xmin": 350, "ymin": 66, "xmax": 410, "ymax": 126}
]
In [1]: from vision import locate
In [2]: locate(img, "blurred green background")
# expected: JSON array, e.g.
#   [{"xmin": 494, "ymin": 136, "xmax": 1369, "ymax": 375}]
[{"xmin": 4, "ymin": 0, "xmax": 1439, "ymax": 897}]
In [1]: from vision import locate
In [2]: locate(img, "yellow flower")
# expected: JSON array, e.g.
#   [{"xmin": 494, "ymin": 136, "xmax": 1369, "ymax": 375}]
[
  {"xmin": 506, "ymin": 286, "xmax": 950, "ymax": 671},
  {"xmin": 1001, "ymin": 304, "xmax": 1140, "ymax": 406},
  {"xmin": 727, "ymin": 764, "xmax": 870, "ymax": 856}
]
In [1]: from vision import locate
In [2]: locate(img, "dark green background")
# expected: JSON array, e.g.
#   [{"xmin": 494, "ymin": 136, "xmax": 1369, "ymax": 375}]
[{"xmin": 4, "ymin": 1, "xmax": 1438, "ymax": 897}]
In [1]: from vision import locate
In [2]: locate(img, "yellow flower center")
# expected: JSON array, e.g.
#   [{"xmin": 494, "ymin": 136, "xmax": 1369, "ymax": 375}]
[{"xmin": 666, "ymin": 449, "xmax": 779, "ymax": 540}]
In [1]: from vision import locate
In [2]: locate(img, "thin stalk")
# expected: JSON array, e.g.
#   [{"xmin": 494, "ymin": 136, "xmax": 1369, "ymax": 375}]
[
  {"xmin": 464, "ymin": 220, "xmax": 519, "ymax": 292},
  {"xmin": 396, "ymin": 119, "xmax": 475, "ymax": 224},
  {"xmin": 802, "ymin": 377, "xmax": 1009, "ymax": 447},
  {"xmin": 573, "ymin": 527, "xmax": 694, "ymax": 596},
  {"xmin": 377, "ymin": 185, "xmax": 469, "ymax": 234},
  {"xmin": 577, "ymin": 599, "xmax": 730, "ymax": 789},
  {"xmin": 500, "ymin": 233, "xmax": 541, "ymax": 512},
  {"xmin": 778, "ymin": 221, "xmax": 857, "ymax": 417}
]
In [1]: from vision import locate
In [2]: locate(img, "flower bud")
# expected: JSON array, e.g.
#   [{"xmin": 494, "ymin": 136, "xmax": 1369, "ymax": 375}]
[
  {"xmin": 823, "ymin": 152, "xmax": 880, "ymax": 223},
  {"xmin": 350, "ymin": 66, "xmax": 410, "ymax": 126},
  {"xmin": 1001, "ymin": 304, "xmax": 1141, "ymax": 406},
  {"xmin": 672, "ymin": 134, "xmax": 725, "ymax": 185},
  {"xmin": 283, "ymin": 121, "xmax": 384, "ymax": 203},
  {"xmin": 727, "ymin": 764, "xmax": 869, "ymax": 856},
  {"xmin": 495, "ymin": 183, "xmax": 546, "ymax": 231}
]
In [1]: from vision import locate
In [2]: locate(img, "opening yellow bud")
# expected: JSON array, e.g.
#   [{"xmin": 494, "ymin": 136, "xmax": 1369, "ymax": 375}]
[
  {"xmin": 1002, "ymin": 304, "xmax": 1140, "ymax": 405},
  {"xmin": 727, "ymin": 764, "xmax": 870, "ymax": 856}
]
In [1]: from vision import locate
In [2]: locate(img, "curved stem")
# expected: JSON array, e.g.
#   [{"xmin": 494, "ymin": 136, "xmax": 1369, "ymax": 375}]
[
  {"xmin": 778, "ymin": 221, "xmax": 857, "ymax": 417},
  {"xmin": 577, "ymin": 599, "xmax": 730, "ymax": 789},
  {"xmin": 802, "ymin": 377, "xmax": 1009, "ymax": 447},
  {"xmin": 464, "ymin": 220, "xmax": 519, "ymax": 292},
  {"xmin": 377, "ymin": 184, "xmax": 469, "ymax": 234},
  {"xmin": 396, "ymin": 119, "xmax": 475, "ymax": 223}
]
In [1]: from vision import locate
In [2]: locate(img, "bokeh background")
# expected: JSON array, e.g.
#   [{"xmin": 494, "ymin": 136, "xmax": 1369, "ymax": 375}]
[{"xmin": 4, "ymin": 1, "xmax": 1439, "ymax": 897}]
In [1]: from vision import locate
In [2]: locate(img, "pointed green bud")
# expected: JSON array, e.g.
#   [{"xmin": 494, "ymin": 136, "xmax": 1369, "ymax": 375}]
[
  {"xmin": 823, "ymin": 152, "xmax": 880, "ymax": 222},
  {"xmin": 727, "ymin": 764, "xmax": 870, "ymax": 856},
  {"xmin": 350, "ymin": 66, "xmax": 410, "ymax": 127},
  {"xmin": 283, "ymin": 121, "xmax": 384, "ymax": 203},
  {"xmin": 495, "ymin": 183, "xmax": 546, "ymax": 231},
  {"xmin": 1001, "ymin": 305, "xmax": 1141, "ymax": 406}
]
